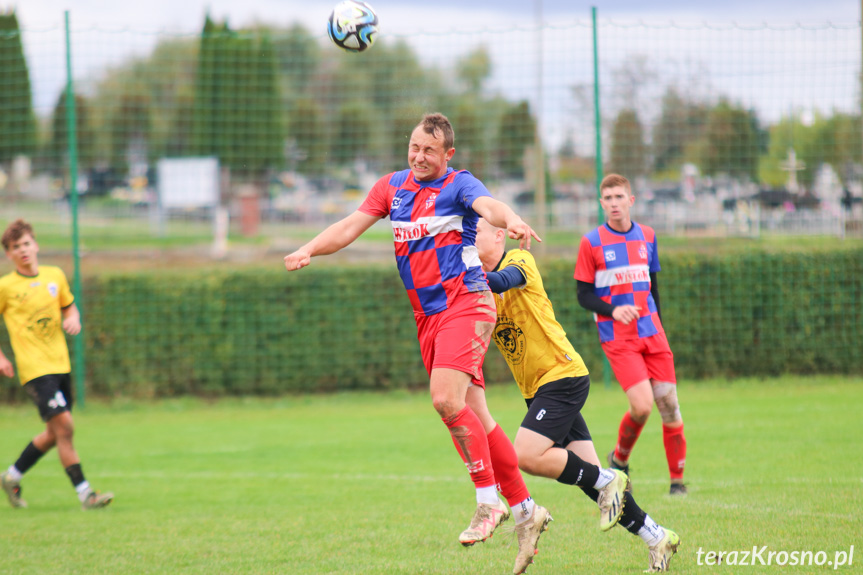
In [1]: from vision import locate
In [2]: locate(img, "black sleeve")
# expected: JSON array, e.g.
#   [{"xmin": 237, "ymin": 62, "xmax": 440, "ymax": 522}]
[
  {"xmin": 576, "ymin": 280, "xmax": 616, "ymax": 317},
  {"xmin": 650, "ymin": 272, "xmax": 662, "ymax": 324},
  {"xmin": 486, "ymin": 266, "xmax": 526, "ymax": 294}
]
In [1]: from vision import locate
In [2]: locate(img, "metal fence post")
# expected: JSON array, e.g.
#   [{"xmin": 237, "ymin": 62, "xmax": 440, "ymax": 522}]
[{"xmin": 65, "ymin": 11, "xmax": 85, "ymax": 407}]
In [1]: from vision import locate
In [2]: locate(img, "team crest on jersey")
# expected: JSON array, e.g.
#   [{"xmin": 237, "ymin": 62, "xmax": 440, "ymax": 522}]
[
  {"xmin": 604, "ymin": 250, "xmax": 617, "ymax": 262},
  {"xmin": 48, "ymin": 282, "xmax": 59, "ymax": 298},
  {"xmin": 638, "ymin": 244, "xmax": 647, "ymax": 260},
  {"xmin": 34, "ymin": 316, "xmax": 53, "ymax": 341},
  {"xmin": 425, "ymin": 192, "xmax": 437, "ymax": 210},
  {"xmin": 493, "ymin": 318, "xmax": 526, "ymax": 365},
  {"xmin": 391, "ymin": 197, "xmax": 402, "ymax": 211}
]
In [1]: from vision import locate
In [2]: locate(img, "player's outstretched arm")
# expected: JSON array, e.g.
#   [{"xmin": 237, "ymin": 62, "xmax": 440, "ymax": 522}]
[
  {"xmin": 284, "ymin": 210, "xmax": 380, "ymax": 271},
  {"xmin": 62, "ymin": 303, "xmax": 82, "ymax": 335},
  {"xmin": 471, "ymin": 196, "xmax": 542, "ymax": 249}
]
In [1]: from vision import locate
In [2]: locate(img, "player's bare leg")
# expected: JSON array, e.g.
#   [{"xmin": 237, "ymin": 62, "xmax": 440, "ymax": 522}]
[
  {"xmin": 43, "ymin": 412, "xmax": 113, "ymax": 509},
  {"xmin": 514, "ymin": 428, "xmax": 623, "ymax": 531}
]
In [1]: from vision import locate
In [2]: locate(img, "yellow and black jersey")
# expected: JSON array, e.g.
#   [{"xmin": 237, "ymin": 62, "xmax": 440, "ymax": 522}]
[
  {"xmin": 0, "ymin": 266, "xmax": 74, "ymax": 385},
  {"xmin": 491, "ymin": 249, "xmax": 588, "ymax": 399}
]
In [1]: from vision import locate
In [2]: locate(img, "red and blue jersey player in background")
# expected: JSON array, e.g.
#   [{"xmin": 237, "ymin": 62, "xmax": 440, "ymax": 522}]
[{"xmin": 574, "ymin": 173, "xmax": 688, "ymax": 496}]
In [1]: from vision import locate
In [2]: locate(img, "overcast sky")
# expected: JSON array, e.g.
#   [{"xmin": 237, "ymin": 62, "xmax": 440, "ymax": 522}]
[
  {"xmin": 11, "ymin": 0, "xmax": 861, "ymax": 150},
  {"xmin": 14, "ymin": 0, "xmax": 860, "ymax": 32}
]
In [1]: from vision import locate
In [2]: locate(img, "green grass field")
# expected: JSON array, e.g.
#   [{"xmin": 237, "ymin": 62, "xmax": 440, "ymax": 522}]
[{"xmin": 0, "ymin": 376, "xmax": 860, "ymax": 574}]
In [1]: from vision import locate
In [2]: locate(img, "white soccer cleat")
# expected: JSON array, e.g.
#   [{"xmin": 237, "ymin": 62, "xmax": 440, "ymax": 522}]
[
  {"xmin": 0, "ymin": 471, "xmax": 27, "ymax": 508},
  {"xmin": 459, "ymin": 498, "xmax": 510, "ymax": 546},
  {"xmin": 81, "ymin": 489, "xmax": 114, "ymax": 510},
  {"xmin": 513, "ymin": 505, "xmax": 553, "ymax": 574}
]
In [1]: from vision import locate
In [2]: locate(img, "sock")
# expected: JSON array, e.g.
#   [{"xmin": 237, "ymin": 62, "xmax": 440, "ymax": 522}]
[
  {"xmin": 638, "ymin": 514, "xmax": 665, "ymax": 547},
  {"xmin": 75, "ymin": 481, "xmax": 92, "ymax": 502},
  {"xmin": 65, "ymin": 463, "xmax": 87, "ymax": 490},
  {"xmin": 5, "ymin": 465, "xmax": 23, "ymax": 482},
  {"xmin": 662, "ymin": 423, "xmax": 687, "ymax": 481},
  {"xmin": 443, "ymin": 406, "xmax": 495, "ymax": 490},
  {"xmin": 486, "ymin": 424, "xmax": 530, "ymax": 506},
  {"xmin": 13, "ymin": 442, "xmax": 46, "ymax": 475},
  {"xmin": 476, "ymin": 485, "xmax": 499, "ymax": 505},
  {"xmin": 580, "ymin": 487, "xmax": 647, "ymax": 536},
  {"xmin": 512, "ymin": 496, "xmax": 535, "ymax": 525},
  {"xmin": 593, "ymin": 468, "xmax": 616, "ymax": 489},
  {"xmin": 614, "ymin": 412, "xmax": 645, "ymax": 463},
  {"xmin": 556, "ymin": 449, "xmax": 600, "ymax": 487}
]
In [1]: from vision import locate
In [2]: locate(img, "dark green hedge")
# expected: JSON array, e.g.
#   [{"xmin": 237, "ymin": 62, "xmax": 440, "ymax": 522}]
[
  {"xmin": 544, "ymin": 249, "xmax": 863, "ymax": 380},
  {"xmin": 2, "ymin": 249, "xmax": 861, "ymax": 399}
]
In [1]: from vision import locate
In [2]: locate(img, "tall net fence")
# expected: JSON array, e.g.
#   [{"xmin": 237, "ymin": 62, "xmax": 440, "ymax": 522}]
[{"xmin": 0, "ymin": 11, "xmax": 861, "ymax": 397}]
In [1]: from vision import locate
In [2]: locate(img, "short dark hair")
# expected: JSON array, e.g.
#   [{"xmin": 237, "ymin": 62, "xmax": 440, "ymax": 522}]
[
  {"xmin": 2, "ymin": 219, "xmax": 35, "ymax": 251},
  {"xmin": 600, "ymin": 173, "xmax": 631, "ymax": 195},
  {"xmin": 417, "ymin": 113, "xmax": 454, "ymax": 150}
]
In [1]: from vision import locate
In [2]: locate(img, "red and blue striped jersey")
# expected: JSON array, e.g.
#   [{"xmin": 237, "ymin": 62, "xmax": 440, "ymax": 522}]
[
  {"xmin": 574, "ymin": 222, "xmax": 663, "ymax": 342},
  {"xmin": 359, "ymin": 168, "xmax": 491, "ymax": 316}
]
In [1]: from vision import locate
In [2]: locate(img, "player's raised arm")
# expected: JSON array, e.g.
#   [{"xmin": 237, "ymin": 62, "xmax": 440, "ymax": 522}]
[
  {"xmin": 471, "ymin": 196, "xmax": 542, "ymax": 250},
  {"xmin": 284, "ymin": 210, "xmax": 380, "ymax": 271}
]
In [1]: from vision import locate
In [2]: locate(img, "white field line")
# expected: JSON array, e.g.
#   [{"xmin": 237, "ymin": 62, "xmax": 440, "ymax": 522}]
[
  {"xmin": 96, "ymin": 470, "xmax": 466, "ymax": 482},
  {"xmin": 92, "ymin": 471, "xmax": 859, "ymax": 519}
]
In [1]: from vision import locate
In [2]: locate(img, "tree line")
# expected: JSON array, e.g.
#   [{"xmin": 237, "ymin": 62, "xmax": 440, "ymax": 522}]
[{"xmin": 0, "ymin": 9, "xmax": 860, "ymax": 195}]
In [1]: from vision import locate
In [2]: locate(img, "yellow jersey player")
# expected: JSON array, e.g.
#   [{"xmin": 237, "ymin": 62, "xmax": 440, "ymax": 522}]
[
  {"xmin": 475, "ymin": 218, "xmax": 680, "ymax": 573},
  {"xmin": 0, "ymin": 219, "xmax": 113, "ymax": 510}
]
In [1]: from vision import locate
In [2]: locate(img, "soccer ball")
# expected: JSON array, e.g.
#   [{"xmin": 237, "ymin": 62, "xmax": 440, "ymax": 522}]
[{"xmin": 327, "ymin": 1, "xmax": 379, "ymax": 53}]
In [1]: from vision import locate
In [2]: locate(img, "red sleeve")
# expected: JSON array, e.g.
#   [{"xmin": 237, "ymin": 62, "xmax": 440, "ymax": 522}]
[
  {"xmin": 358, "ymin": 175, "xmax": 393, "ymax": 218},
  {"xmin": 573, "ymin": 235, "xmax": 597, "ymax": 282}
]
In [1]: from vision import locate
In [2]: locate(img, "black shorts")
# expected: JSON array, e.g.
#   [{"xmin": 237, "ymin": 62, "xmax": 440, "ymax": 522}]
[
  {"xmin": 24, "ymin": 374, "xmax": 74, "ymax": 423},
  {"xmin": 522, "ymin": 375, "xmax": 592, "ymax": 447}
]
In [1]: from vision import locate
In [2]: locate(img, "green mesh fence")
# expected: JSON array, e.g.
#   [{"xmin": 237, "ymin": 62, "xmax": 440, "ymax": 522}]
[{"xmin": 0, "ymin": 10, "xmax": 861, "ymax": 398}]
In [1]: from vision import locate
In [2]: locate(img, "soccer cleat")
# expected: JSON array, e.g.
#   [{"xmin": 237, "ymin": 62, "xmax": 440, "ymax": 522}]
[
  {"xmin": 0, "ymin": 472, "xmax": 27, "ymax": 508},
  {"xmin": 81, "ymin": 490, "xmax": 114, "ymax": 510},
  {"xmin": 669, "ymin": 482, "xmax": 688, "ymax": 496},
  {"xmin": 513, "ymin": 505, "xmax": 552, "ymax": 574},
  {"xmin": 645, "ymin": 528, "xmax": 681, "ymax": 572},
  {"xmin": 597, "ymin": 469, "xmax": 629, "ymax": 531},
  {"xmin": 459, "ymin": 498, "xmax": 510, "ymax": 546}
]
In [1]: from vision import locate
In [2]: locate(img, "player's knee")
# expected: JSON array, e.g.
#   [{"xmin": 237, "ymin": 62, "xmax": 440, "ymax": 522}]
[
  {"xmin": 48, "ymin": 415, "xmax": 75, "ymax": 440},
  {"xmin": 516, "ymin": 451, "xmax": 541, "ymax": 475},
  {"xmin": 628, "ymin": 397, "xmax": 653, "ymax": 421},
  {"xmin": 56, "ymin": 423, "xmax": 74, "ymax": 441},
  {"xmin": 432, "ymin": 396, "xmax": 460, "ymax": 419},
  {"xmin": 653, "ymin": 382, "xmax": 682, "ymax": 424}
]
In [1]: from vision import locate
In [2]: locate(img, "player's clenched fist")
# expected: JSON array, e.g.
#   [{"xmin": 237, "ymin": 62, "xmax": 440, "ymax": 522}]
[{"xmin": 284, "ymin": 249, "xmax": 311, "ymax": 271}]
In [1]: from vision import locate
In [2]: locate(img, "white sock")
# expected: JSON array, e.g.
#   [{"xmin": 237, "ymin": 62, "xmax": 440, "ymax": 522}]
[
  {"xmin": 476, "ymin": 485, "xmax": 499, "ymax": 505},
  {"xmin": 593, "ymin": 468, "xmax": 616, "ymax": 489},
  {"xmin": 638, "ymin": 515, "xmax": 665, "ymax": 547},
  {"xmin": 5, "ymin": 465, "xmax": 23, "ymax": 482},
  {"xmin": 513, "ymin": 497, "xmax": 535, "ymax": 525},
  {"xmin": 75, "ymin": 481, "xmax": 91, "ymax": 502}
]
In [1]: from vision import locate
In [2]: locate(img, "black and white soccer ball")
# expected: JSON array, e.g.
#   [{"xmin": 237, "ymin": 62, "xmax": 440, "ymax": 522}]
[{"xmin": 327, "ymin": 1, "xmax": 379, "ymax": 53}]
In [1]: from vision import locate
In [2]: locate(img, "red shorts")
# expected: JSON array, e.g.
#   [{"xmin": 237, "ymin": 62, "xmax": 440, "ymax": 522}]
[
  {"xmin": 601, "ymin": 332, "xmax": 677, "ymax": 391},
  {"xmin": 415, "ymin": 290, "xmax": 496, "ymax": 388}
]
